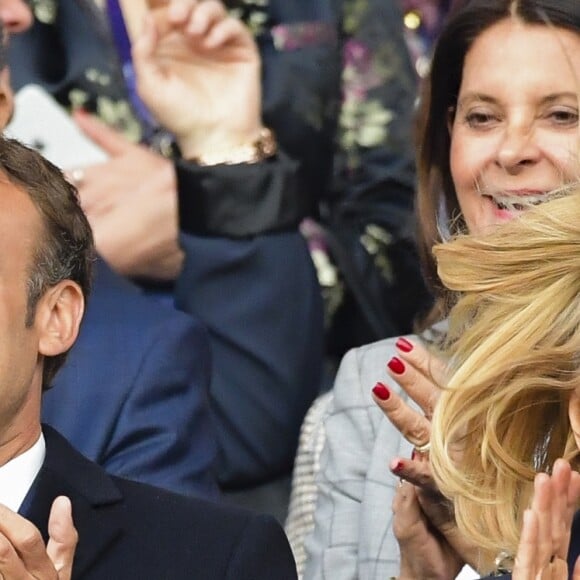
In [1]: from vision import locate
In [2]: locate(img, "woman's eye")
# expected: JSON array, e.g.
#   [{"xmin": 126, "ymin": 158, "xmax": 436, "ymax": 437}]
[
  {"xmin": 464, "ymin": 112, "xmax": 498, "ymax": 128},
  {"xmin": 547, "ymin": 108, "xmax": 579, "ymax": 126}
]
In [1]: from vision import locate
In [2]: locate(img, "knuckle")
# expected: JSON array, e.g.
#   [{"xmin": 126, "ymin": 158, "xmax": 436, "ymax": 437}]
[
  {"xmin": 0, "ymin": 536, "xmax": 12, "ymax": 561},
  {"xmin": 407, "ymin": 417, "xmax": 429, "ymax": 444},
  {"xmin": 18, "ymin": 527, "xmax": 43, "ymax": 553}
]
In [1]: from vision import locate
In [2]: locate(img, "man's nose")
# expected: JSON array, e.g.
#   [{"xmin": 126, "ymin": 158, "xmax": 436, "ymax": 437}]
[{"xmin": 0, "ymin": 0, "xmax": 33, "ymax": 34}]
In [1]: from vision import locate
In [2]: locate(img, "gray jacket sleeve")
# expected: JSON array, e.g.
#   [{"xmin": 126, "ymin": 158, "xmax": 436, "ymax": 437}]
[{"xmin": 303, "ymin": 338, "xmax": 415, "ymax": 579}]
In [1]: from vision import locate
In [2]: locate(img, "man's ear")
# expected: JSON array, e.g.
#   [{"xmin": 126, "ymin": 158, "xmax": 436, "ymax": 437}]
[
  {"xmin": 568, "ymin": 389, "xmax": 580, "ymax": 451},
  {"xmin": 36, "ymin": 280, "xmax": 85, "ymax": 358}
]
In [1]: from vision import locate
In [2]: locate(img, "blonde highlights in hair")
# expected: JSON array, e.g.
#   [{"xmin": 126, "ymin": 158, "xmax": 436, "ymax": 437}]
[{"xmin": 429, "ymin": 188, "xmax": 580, "ymax": 562}]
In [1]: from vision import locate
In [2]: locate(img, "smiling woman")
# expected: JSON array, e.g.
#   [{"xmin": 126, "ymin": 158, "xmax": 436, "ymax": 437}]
[
  {"xmin": 449, "ymin": 20, "xmax": 580, "ymax": 234},
  {"xmin": 430, "ymin": 186, "xmax": 580, "ymax": 575}
]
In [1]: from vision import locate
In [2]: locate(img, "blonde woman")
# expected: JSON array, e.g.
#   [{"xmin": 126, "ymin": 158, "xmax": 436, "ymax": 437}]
[
  {"xmin": 434, "ymin": 190, "xmax": 580, "ymax": 576},
  {"xmin": 393, "ymin": 191, "xmax": 580, "ymax": 578}
]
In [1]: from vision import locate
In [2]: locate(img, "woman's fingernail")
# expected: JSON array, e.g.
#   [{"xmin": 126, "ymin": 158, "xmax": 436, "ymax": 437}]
[
  {"xmin": 392, "ymin": 460, "xmax": 404, "ymax": 473},
  {"xmin": 388, "ymin": 357, "xmax": 405, "ymax": 375},
  {"xmin": 411, "ymin": 449, "xmax": 417, "ymax": 461},
  {"xmin": 372, "ymin": 382, "xmax": 390, "ymax": 401},
  {"xmin": 396, "ymin": 337, "xmax": 413, "ymax": 353}
]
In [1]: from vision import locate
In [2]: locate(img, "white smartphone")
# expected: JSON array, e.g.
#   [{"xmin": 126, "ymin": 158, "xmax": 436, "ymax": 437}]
[{"xmin": 5, "ymin": 84, "xmax": 109, "ymax": 170}]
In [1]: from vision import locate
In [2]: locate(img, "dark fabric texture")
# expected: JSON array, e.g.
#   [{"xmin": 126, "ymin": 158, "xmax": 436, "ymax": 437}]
[
  {"xmin": 176, "ymin": 231, "xmax": 324, "ymax": 488},
  {"xmin": 176, "ymin": 152, "xmax": 306, "ymax": 238},
  {"xmin": 22, "ymin": 427, "xmax": 298, "ymax": 579}
]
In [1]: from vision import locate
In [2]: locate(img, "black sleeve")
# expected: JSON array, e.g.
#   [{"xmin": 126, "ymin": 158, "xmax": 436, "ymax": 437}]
[{"xmin": 176, "ymin": 152, "xmax": 309, "ymax": 239}]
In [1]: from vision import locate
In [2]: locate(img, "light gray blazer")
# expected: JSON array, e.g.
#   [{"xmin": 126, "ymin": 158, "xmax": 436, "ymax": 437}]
[{"xmin": 303, "ymin": 335, "xmax": 416, "ymax": 579}]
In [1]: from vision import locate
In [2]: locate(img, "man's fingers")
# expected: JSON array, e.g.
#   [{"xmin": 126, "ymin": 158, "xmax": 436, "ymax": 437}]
[
  {"xmin": 0, "ymin": 532, "xmax": 30, "ymax": 577},
  {"xmin": 72, "ymin": 110, "xmax": 129, "ymax": 157},
  {"xmin": 0, "ymin": 503, "xmax": 55, "ymax": 577},
  {"xmin": 47, "ymin": 496, "xmax": 77, "ymax": 579}
]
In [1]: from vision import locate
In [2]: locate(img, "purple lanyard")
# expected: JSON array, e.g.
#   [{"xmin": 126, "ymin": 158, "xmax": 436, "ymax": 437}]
[{"xmin": 106, "ymin": 0, "xmax": 157, "ymax": 138}]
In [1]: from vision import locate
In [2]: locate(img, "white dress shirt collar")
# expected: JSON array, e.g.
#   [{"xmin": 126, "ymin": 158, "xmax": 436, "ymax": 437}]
[{"xmin": 0, "ymin": 433, "xmax": 45, "ymax": 512}]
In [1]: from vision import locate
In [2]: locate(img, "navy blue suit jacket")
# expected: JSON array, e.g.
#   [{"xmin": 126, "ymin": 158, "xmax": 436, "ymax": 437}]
[
  {"xmin": 42, "ymin": 260, "xmax": 218, "ymax": 499},
  {"xmin": 22, "ymin": 427, "xmax": 297, "ymax": 579}
]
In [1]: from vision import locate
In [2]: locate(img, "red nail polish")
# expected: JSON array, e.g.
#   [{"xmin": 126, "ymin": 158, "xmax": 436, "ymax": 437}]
[
  {"xmin": 396, "ymin": 337, "xmax": 413, "ymax": 353},
  {"xmin": 411, "ymin": 449, "xmax": 417, "ymax": 461},
  {"xmin": 388, "ymin": 357, "xmax": 405, "ymax": 375},
  {"xmin": 372, "ymin": 382, "xmax": 390, "ymax": 401},
  {"xmin": 392, "ymin": 460, "xmax": 404, "ymax": 473}
]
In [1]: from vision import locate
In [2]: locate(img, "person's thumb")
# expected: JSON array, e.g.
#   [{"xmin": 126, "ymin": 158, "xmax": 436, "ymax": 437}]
[{"xmin": 46, "ymin": 496, "xmax": 78, "ymax": 580}]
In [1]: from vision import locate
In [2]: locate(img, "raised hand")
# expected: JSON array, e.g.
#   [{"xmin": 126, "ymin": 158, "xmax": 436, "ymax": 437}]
[{"xmin": 133, "ymin": 0, "xmax": 262, "ymax": 157}]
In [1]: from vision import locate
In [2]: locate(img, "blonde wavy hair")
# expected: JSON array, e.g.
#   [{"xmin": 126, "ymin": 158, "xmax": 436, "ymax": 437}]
[{"xmin": 429, "ymin": 187, "xmax": 580, "ymax": 564}]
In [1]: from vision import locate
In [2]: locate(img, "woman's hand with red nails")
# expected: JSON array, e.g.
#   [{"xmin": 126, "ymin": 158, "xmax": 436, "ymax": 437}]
[
  {"xmin": 373, "ymin": 338, "xmax": 481, "ymax": 570},
  {"xmin": 372, "ymin": 338, "xmax": 445, "ymax": 473}
]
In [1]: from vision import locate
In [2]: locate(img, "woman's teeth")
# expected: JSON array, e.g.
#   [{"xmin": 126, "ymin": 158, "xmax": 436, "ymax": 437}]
[{"xmin": 484, "ymin": 194, "xmax": 546, "ymax": 212}]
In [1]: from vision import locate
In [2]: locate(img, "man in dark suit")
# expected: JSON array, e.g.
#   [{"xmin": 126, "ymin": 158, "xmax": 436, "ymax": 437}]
[{"xmin": 0, "ymin": 132, "xmax": 297, "ymax": 578}]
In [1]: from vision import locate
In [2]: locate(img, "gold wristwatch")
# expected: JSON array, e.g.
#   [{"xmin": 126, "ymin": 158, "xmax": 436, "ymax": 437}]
[{"xmin": 189, "ymin": 128, "xmax": 277, "ymax": 167}]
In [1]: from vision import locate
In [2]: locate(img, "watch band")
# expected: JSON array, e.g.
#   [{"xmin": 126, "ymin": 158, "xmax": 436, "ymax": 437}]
[{"xmin": 189, "ymin": 127, "xmax": 277, "ymax": 167}]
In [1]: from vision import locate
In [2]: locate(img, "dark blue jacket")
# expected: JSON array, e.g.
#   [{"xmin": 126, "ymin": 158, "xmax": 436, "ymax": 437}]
[
  {"xmin": 43, "ymin": 260, "xmax": 219, "ymax": 499},
  {"xmin": 22, "ymin": 427, "xmax": 297, "ymax": 579}
]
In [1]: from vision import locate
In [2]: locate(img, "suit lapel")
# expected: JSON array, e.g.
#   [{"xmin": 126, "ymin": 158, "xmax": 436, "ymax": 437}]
[{"xmin": 21, "ymin": 427, "xmax": 126, "ymax": 578}]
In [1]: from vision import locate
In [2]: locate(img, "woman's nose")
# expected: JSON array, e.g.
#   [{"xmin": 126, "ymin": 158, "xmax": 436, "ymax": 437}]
[{"xmin": 495, "ymin": 124, "xmax": 541, "ymax": 174}]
